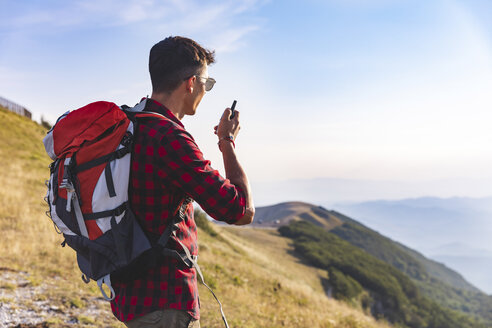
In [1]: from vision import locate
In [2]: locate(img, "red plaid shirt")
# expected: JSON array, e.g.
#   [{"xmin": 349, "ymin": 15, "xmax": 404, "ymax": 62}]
[{"xmin": 110, "ymin": 99, "xmax": 246, "ymax": 322}]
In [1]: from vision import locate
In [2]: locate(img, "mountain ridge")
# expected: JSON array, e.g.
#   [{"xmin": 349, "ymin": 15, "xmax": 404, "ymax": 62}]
[
  {"xmin": 253, "ymin": 201, "xmax": 492, "ymax": 325},
  {"xmin": 252, "ymin": 201, "xmax": 343, "ymax": 229}
]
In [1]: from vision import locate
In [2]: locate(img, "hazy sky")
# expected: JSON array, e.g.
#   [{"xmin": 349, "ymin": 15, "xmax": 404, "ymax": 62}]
[{"xmin": 2, "ymin": 0, "xmax": 492, "ymax": 204}]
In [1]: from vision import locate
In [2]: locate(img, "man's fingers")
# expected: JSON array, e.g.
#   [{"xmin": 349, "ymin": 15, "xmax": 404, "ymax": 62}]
[
  {"xmin": 217, "ymin": 108, "xmax": 241, "ymax": 138},
  {"xmin": 221, "ymin": 108, "xmax": 232, "ymax": 121}
]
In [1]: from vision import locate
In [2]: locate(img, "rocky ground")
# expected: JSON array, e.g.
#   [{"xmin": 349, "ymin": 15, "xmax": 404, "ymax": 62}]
[{"xmin": 0, "ymin": 268, "xmax": 121, "ymax": 328}]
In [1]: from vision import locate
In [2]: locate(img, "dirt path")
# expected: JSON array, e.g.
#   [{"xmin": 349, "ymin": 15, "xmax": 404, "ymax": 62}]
[{"xmin": 0, "ymin": 268, "xmax": 121, "ymax": 328}]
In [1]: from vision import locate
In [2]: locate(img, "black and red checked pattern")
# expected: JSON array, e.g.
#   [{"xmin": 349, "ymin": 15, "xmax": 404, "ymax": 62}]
[{"xmin": 110, "ymin": 99, "xmax": 246, "ymax": 322}]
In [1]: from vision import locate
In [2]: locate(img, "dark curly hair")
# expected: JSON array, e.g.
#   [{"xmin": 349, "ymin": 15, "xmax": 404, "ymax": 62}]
[{"xmin": 149, "ymin": 36, "xmax": 215, "ymax": 93}]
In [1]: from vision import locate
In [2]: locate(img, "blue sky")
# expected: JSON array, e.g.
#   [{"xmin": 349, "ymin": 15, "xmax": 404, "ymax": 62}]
[{"xmin": 2, "ymin": 0, "xmax": 492, "ymax": 204}]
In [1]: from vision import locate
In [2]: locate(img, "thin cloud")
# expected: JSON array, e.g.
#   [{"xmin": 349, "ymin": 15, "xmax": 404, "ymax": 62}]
[
  {"xmin": 1, "ymin": 0, "xmax": 264, "ymax": 29},
  {"xmin": 211, "ymin": 25, "xmax": 261, "ymax": 53},
  {"xmin": 151, "ymin": 1, "xmax": 265, "ymax": 53},
  {"xmin": 232, "ymin": 0, "xmax": 271, "ymax": 14},
  {"xmin": 1, "ymin": 1, "xmax": 265, "ymax": 54},
  {"xmin": 320, "ymin": 0, "xmax": 407, "ymax": 8},
  {"xmin": 444, "ymin": 0, "xmax": 492, "ymax": 73}
]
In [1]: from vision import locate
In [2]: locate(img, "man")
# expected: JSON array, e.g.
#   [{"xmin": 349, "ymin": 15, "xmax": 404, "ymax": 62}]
[{"xmin": 110, "ymin": 36, "xmax": 255, "ymax": 328}]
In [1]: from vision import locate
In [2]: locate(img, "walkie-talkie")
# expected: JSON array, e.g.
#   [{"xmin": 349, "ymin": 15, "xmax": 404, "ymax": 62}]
[{"xmin": 230, "ymin": 100, "xmax": 237, "ymax": 119}]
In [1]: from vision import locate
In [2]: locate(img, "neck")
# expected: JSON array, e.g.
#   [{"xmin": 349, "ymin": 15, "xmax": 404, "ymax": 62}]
[{"xmin": 150, "ymin": 91, "xmax": 186, "ymax": 120}]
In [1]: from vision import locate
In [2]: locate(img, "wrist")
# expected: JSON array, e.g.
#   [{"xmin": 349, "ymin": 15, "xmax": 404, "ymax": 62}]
[
  {"xmin": 218, "ymin": 136, "xmax": 235, "ymax": 152},
  {"xmin": 217, "ymin": 132, "xmax": 233, "ymax": 139}
]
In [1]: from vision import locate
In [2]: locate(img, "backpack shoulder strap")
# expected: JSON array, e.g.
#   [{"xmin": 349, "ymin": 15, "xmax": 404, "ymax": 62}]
[{"xmin": 122, "ymin": 98, "xmax": 168, "ymax": 122}]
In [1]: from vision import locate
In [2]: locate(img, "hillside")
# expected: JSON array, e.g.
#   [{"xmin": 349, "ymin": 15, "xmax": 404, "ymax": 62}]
[
  {"xmin": 255, "ymin": 202, "xmax": 492, "ymax": 326},
  {"xmin": 329, "ymin": 217, "xmax": 492, "ymax": 324},
  {"xmin": 257, "ymin": 203, "xmax": 479, "ymax": 292},
  {"xmin": 334, "ymin": 197, "xmax": 492, "ymax": 293},
  {"xmin": 279, "ymin": 220, "xmax": 485, "ymax": 328},
  {"xmin": 0, "ymin": 107, "xmax": 392, "ymax": 328}
]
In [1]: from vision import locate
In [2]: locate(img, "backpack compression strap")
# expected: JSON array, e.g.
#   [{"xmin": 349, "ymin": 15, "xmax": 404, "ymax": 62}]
[{"xmin": 172, "ymin": 237, "xmax": 230, "ymax": 328}]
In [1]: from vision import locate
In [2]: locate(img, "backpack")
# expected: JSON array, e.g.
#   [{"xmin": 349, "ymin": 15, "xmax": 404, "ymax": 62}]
[{"xmin": 43, "ymin": 99, "xmax": 229, "ymax": 327}]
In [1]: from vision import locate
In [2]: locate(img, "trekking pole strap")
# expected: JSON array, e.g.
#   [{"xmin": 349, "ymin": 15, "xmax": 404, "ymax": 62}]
[
  {"xmin": 155, "ymin": 189, "xmax": 228, "ymax": 325},
  {"xmin": 194, "ymin": 260, "xmax": 230, "ymax": 328},
  {"xmin": 97, "ymin": 274, "xmax": 115, "ymax": 301},
  {"xmin": 173, "ymin": 238, "xmax": 230, "ymax": 328}
]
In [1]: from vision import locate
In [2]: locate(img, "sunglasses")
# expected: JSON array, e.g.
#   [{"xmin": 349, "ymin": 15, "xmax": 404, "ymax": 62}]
[{"xmin": 187, "ymin": 75, "xmax": 216, "ymax": 91}]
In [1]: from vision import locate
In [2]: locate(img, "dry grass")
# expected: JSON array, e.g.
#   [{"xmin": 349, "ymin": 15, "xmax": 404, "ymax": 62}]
[
  {"xmin": 0, "ymin": 108, "xmax": 123, "ymax": 327},
  {"xmin": 0, "ymin": 108, "xmax": 78, "ymax": 279},
  {"xmin": 196, "ymin": 226, "xmax": 393, "ymax": 328},
  {"xmin": 0, "ymin": 107, "xmax": 393, "ymax": 328},
  {"xmin": 0, "ymin": 108, "xmax": 57, "ymax": 269}
]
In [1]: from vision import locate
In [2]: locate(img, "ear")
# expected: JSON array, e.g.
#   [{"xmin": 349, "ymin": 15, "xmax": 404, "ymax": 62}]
[{"xmin": 185, "ymin": 76, "xmax": 195, "ymax": 94}]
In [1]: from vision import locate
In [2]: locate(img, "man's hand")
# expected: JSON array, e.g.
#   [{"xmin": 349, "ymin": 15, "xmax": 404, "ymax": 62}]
[{"xmin": 214, "ymin": 108, "xmax": 240, "ymax": 140}]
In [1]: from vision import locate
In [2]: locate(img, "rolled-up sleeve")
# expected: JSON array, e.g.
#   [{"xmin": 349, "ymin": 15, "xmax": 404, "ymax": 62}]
[{"xmin": 154, "ymin": 126, "xmax": 246, "ymax": 224}]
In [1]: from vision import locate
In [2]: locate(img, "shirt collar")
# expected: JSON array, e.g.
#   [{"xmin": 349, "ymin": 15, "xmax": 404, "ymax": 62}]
[{"xmin": 143, "ymin": 97, "xmax": 184, "ymax": 128}]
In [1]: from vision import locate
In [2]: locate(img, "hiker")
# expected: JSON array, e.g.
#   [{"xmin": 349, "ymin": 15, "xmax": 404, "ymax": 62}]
[{"xmin": 110, "ymin": 36, "xmax": 255, "ymax": 327}]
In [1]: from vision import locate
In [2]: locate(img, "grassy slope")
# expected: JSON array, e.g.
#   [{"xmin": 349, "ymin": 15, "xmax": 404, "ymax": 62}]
[
  {"xmin": 257, "ymin": 204, "xmax": 487, "ymax": 316},
  {"xmin": 285, "ymin": 207, "xmax": 490, "ymax": 323},
  {"xmin": 0, "ymin": 107, "xmax": 121, "ymax": 327},
  {"xmin": 328, "ymin": 216, "xmax": 492, "ymax": 325},
  {"xmin": 279, "ymin": 220, "xmax": 486, "ymax": 328},
  {"xmin": 197, "ymin": 225, "xmax": 392, "ymax": 328},
  {"xmin": 0, "ymin": 107, "xmax": 392, "ymax": 328},
  {"xmin": 329, "ymin": 210, "xmax": 479, "ymax": 292}
]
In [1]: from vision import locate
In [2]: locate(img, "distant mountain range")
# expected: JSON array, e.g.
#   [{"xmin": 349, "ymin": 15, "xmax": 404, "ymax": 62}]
[
  {"xmin": 253, "ymin": 201, "xmax": 492, "ymax": 327},
  {"xmin": 252, "ymin": 177, "xmax": 492, "ymax": 206},
  {"xmin": 333, "ymin": 197, "xmax": 492, "ymax": 294}
]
